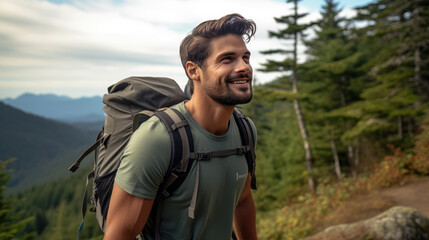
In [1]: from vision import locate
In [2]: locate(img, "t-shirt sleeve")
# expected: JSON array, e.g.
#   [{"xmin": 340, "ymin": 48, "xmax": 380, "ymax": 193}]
[{"xmin": 115, "ymin": 117, "xmax": 171, "ymax": 199}]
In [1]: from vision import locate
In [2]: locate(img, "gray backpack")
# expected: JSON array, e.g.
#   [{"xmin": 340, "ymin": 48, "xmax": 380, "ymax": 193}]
[{"xmin": 68, "ymin": 76, "xmax": 256, "ymax": 239}]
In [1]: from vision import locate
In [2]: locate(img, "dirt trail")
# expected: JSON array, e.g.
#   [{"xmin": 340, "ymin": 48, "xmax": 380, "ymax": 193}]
[
  {"xmin": 378, "ymin": 177, "xmax": 429, "ymax": 217},
  {"xmin": 314, "ymin": 177, "xmax": 429, "ymax": 231}
]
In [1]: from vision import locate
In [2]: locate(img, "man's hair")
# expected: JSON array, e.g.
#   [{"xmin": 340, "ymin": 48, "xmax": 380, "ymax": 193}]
[{"xmin": 180, "ymin": 13, "xmax": 256, "ymax": 94}]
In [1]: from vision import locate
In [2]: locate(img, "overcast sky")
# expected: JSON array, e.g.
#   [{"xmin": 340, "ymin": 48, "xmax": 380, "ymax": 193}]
[{"xmin": 0, "ymin": 0, "xmax": 372, "ymax": 99}]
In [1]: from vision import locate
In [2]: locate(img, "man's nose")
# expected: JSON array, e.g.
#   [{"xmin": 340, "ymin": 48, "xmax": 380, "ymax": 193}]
[{"xmin": 236, "ymin": 59, "xmax": 252, "ymax": 73}]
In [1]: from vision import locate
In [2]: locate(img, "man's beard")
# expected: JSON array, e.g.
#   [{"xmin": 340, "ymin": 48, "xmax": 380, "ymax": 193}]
[{"xmin": 206, "ymin": 73, "xmax": 253, "ymax": 106}]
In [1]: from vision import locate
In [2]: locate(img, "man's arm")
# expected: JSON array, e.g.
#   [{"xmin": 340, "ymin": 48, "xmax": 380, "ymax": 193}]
[
  {"xmin": 233, "ymin": 173, "xmax": 257, "ymax": 240},
  {"xmin": 103, "ymin": 183, "xmax": 154, "ymax": 240}
]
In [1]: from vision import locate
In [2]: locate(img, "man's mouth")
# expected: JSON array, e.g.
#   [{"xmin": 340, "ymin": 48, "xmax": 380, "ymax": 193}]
[
  {"xmin": 227, "ymin": 73, "xmax": 252, "ymax": 85},
  {"xmin": 231, "ymin": 79, "xmax": 249, "ymax": 84}
]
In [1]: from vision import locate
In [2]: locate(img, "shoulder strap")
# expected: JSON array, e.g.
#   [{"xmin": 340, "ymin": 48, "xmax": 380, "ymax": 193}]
[
  {"xmin": 68, "ymin": 130, "xmax": 104, "ymax": 172},
  {"xmin": 153, "ymin": 108, "xmax": 195, "ymax": 199},
  {"xmin": 69, "ymin": 130, "xmax": 103, "ymax": 240},
  {"xmin": 151, "ymin": 107, "xmax": 256, "ymax": 240},
  {"xmin": 132, "ymin": 110, "xmax": 155, "ymax": 131},
  {"xmin": 233, "ymin": 108, "xmax": 257, "ymax": 190},
  {"xmin": 151, "ymin": 108, "xmax": 195, "ymax": 240}
]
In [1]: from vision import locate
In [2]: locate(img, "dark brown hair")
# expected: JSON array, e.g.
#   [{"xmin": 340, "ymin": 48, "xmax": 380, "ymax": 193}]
[{"xmin": 180, "ymin": 13, "xmax": 256, "ymax": 93}]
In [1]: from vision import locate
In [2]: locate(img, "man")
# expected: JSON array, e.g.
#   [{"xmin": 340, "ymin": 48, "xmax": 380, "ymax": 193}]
[{"xmin": 104, "ymin": 13, "xmax": 257, "ymax": 240}]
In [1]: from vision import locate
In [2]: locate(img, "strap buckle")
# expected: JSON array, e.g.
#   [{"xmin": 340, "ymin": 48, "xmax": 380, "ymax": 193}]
[
  {"xmin": 236, "ymin": 146, "xmax": 250, "ymax": 155},
  {"xmin": 191, "ymin": 152, "xmax": 212, "ymax": 160}
]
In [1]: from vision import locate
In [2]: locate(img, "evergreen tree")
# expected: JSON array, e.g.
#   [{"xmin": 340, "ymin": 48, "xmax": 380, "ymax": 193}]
[
  {"xmin": 259, "ymin": 0, "xmax": 316, "ymax": 193},
  {"xmin": 242, "ymin": 97, "xmax": 306, "ymax": 210},
  {"xmin": 0, "ymin": 159, "xmax": 35, "ymax": 240},
  {"xmin": 356, "ymin": 0, "xmax": 429, "ymax": 100},
  {"xmin": 343, "ymin": 0, "xmax": 429, "ymax": 149},
  {"xmin": 300, "ymin": 0, "xmax": 366, "ymax": 179},
  {"xmin": 13, "ymin": 164, "xmax": 103, "ymax": 239}
]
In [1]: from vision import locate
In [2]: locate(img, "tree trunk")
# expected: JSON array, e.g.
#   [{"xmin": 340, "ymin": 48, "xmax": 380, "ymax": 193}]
[
  {"xmin": 330, "ymin": 129, "xmax": 342, "ymax": 181},
  {"xmin": 293, "ymin": 97, "xmax": 315, "ymax": 192},
  {"xmin": 408, "ymin": 118, "xmax": 413, "ymax": 136},
  {"xmin": 414, "ymin": 47, "xmax": 421, "ymax": 87},
  {"xmin": 354, "ymin": 138, "xmax": 360, "ymax": 175},
  {"xmin": 341, "ymin": 88, "xmax": 357, "ymax": 178},
  {"xmin": 398, "ymin": 115, "xmax": 403, "ymax": 139},
  {"xmin": 292, "ymin": 71, "xmax": 315, "ymax": 192},
  {"xmin": 340, "ymin": 89, "xmax": 346, "ymax": 107},
  {"xmin": 348, "ymin": 142, "xmax": 357, "ymax": 178},
  {"xmin": 291, "ymin": 0, "xmax": 315, "ymax": 193}
]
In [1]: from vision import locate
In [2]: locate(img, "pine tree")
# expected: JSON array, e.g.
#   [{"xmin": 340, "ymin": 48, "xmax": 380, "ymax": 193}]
[
  {"xmin": 345, "ymin": 0, "xmax": 429, "ymax": 148},
  {"xmin": 356, "ymin": 0, "xmax": 429, "ymax": 99},
  {"xmin": 242, "ymin": 97, "xmax": 307, "ymax": 209},
  {"xmin": 0, "ymin": 159, "xmax": 35, "ymax": 240},
  {"xmin": 259, "ymin": 0, "xmax": 316, "ymax": 193},
  {"xmin": 300, "ymin": 0, "xmax": 367, "ymax": 179}
]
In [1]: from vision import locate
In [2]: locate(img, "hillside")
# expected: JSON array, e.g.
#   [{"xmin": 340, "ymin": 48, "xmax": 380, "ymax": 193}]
[
  {"xmin": 296, "ymin": 177, "xmax": 429, "ymax": 240},
  {"xmin": 313, "ymin": 177, "xmax": 429, "ymax": 232},
  {"xmin": 2, "ymin": 93, "xmax": 104, "ymax": 123},
  {"xmin": 0, "ymin": 102, "xmax": 97, "ymax": 192},
  {"xmin": 13, "ymin": 164, "xmax": 104, "ymax": 239}
]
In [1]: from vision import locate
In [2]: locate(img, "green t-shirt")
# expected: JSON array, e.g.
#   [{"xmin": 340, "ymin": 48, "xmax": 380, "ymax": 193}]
[{"xmin": 115, "ymin": 102, "xmax": 256, "ymax": 240}]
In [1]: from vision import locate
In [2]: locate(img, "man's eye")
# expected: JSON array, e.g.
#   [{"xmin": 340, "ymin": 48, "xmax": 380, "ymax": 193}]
[{"xmin": 221, "ymin": 57, "xmax": 232, "ymax": 62}]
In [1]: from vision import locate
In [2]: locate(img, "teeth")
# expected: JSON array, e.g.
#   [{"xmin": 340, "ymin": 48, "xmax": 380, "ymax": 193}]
[{"xmin": 234, "ymin": 80, "xmax": 247, "ymax": 84}]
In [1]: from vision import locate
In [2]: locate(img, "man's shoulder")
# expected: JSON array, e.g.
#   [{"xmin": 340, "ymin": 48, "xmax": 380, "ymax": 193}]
[
  {"xmin": 241, "ymin": 115, "xmax": 257, "ymax": 146},
  {"xmin": 170, "ymin": 101, "xmax": 187, "ymax": 114},
  {"xmin": 246, "ymin": 116, "xmax": 257, "ymax": 134},
  {"xmin": 234, "ymin": 110, "xmax": 257, "ymax": 138}
]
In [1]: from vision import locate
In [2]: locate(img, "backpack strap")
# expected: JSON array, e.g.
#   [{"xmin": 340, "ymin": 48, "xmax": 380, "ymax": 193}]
[
  {"xmin": 233, "ymin": 108, "xmax": 257, "ymax": 190},
  {"xmin": 151, "ymin": 108, "xmax": 194, "ymax": 240},
  {"xmin": 154, "ymin": 108, "xmax": 195, "ymax": 198},
  {"xmin": 154, "ymin": 107, "xmax": 257, "ymax": 194},
  {"xmin": 133, "ymin": 110, "xmax": 155, "ymax": 131},
  {"xmin": 68, "ymin": 130, "xmax": 104, "ymax": 172},
  {"xmin": 148, "ymin": 107, "xmax": 257, "ymax": 240},
  {"xmin": 69, "ymin": 130, "xmax": 103, "ymax": 240}
]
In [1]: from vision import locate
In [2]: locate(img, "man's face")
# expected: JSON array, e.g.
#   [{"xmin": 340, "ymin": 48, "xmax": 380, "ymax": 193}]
[{"xmin": 199, "ymin": 34, "xmax": 253, "ymax": 106}]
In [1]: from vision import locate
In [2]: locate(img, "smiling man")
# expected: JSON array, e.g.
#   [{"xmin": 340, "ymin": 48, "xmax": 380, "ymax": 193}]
[{"xmin": 104, "ymin": 13, "xmax": 258, "ymax": 240}]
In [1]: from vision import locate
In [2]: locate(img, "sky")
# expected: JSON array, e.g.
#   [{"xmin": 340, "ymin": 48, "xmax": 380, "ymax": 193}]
[{"xmin": 0, "ymin": 0, "xmax": 372, "ymax": 99}]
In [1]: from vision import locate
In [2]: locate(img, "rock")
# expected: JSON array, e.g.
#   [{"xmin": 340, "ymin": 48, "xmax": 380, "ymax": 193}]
[{"xmin": 301, "ymin": 206, "xmax": 429, "ymax": 240}]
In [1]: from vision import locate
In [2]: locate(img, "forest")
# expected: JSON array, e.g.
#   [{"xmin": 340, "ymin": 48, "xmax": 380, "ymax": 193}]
[{"xmin": 1, "ymin": 0, "xmax": 429, "ymax": 239}]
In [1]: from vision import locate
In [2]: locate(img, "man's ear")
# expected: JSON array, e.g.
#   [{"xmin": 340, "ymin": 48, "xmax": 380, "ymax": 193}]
[{"xmin": 185, "ymin": 61, "xmax": 200, "ymax": 81}]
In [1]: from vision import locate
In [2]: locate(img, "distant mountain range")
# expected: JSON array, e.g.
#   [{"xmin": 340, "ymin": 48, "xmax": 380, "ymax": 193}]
[
  {"xmin": 2, "ymin": 93, "xmax": 104, "ymax": 123},
  {"xmin": 0, "ymin": 102, "xmax": 97, "ymax": 192}
]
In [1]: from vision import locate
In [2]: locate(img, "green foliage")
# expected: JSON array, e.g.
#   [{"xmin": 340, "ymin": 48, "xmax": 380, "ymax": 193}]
[
  {"xmin": 254, "ymin": 0, "xmax": 429, "ymax": 238},
  {"xmin": 257, "ymin": 175, "xmax": 370, "ymax": 240},
  {"xmin": 3, "ymin": 1, "xmax": 429, "ymax": 239},
  {"xmin": 0, "ymin": 159, "xmax": 36, "ymax": 240},
  {"xmin": 257, "ymin": 133, "xmax": 429, "ymax": 239},
  {"xmin": 13, "ymin": 164, "xmax": 104, "ymax": 240},
  {"xmin": 296, "ymin": 0, "xmax": 365, "ymax": 180},
  {"xmin": 242, "ymin": 95, "xmax": 307, "ymax": 211},
  {"xmin": 407, "ymin": 112, "xmax": 429, "ymax": 175}
]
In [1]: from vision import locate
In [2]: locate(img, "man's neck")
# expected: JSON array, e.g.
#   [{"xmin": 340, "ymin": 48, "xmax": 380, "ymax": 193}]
[{"xmin": 184, "ymin": 94, "xmax": 234, "ymax": 136}]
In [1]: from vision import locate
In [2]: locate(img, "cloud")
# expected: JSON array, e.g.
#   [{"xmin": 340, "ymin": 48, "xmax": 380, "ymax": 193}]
[{"xmin": 0, "ymin": 0, "xmax": 365, "ymax": 98}]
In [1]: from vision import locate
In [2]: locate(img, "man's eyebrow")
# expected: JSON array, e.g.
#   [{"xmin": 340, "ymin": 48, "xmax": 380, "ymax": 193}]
[{"xmin": 217, "ymin": 51, "xmax": 251, "ymax": 59}]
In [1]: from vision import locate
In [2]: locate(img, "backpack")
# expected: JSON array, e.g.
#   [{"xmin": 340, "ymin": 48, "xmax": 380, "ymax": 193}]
[{"xmin": 68, "ymin": 76, "xmax": 256, "ymax": 239}]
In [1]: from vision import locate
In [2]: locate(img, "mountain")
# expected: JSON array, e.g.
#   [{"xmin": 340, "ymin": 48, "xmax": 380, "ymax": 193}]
[
  {"xmin": 2, "ymin": 93, "xmax": 104, "ymax": 123},
  {"xmin": 0, "ymin": 101, "xmax": 97, "ymax": 192}
]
